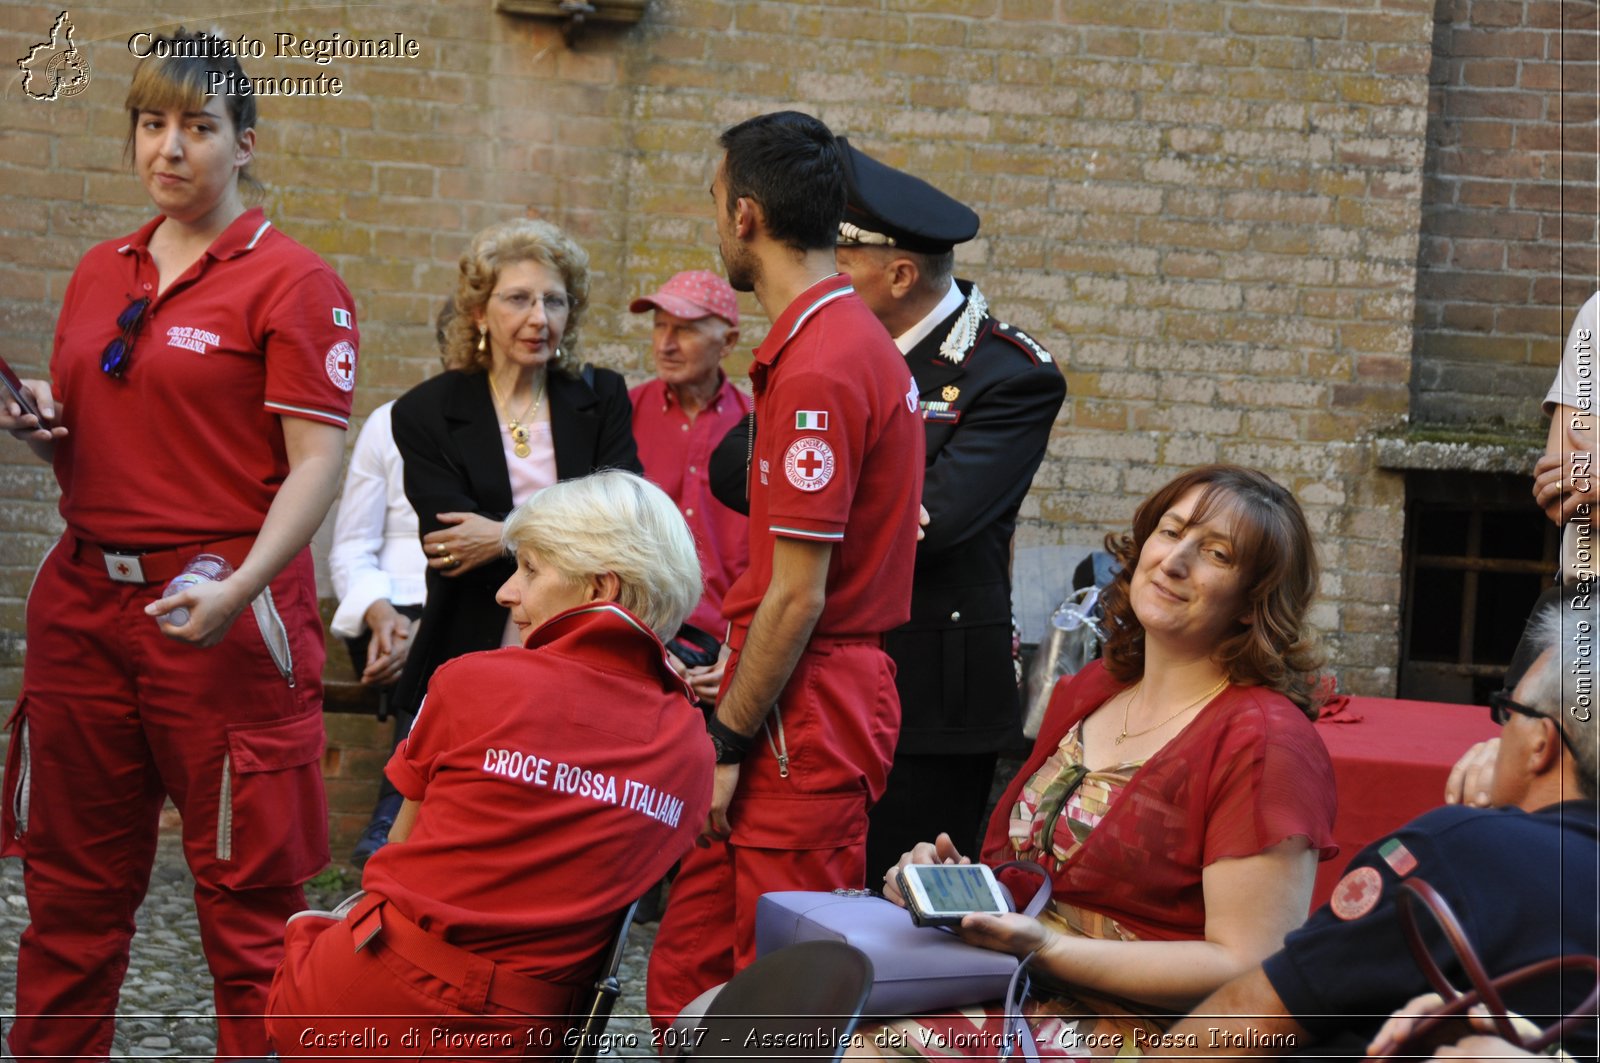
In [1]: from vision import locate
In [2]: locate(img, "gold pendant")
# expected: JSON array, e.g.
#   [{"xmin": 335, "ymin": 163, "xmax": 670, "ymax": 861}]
[
  {"xmin": 1114, "ymin": 733, "xmax": 1126, "ymax": 745},
  {"xmin": 514, "ymin": 442, "xmax": 531, "ymax": 458},
  {"xmin": 511, "ymin": 422, "xmax": 530, "ymax": 459}
]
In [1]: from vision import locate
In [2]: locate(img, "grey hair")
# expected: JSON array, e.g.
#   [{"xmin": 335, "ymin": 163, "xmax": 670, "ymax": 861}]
[
  {"xmin": 1522, "ymin": 596, "xmax": 1598, "ymax": 799},
  {"xmin": 500, "ymin": 471, "xmax": 702, "ymax": 640}
]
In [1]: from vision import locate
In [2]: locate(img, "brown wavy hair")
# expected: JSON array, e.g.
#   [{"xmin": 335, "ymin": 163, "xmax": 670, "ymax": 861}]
[
  {"xmin": 443, "ymin": 218, "xmax": 589, "ymax": 378},
  {"xmin": 1099, "ymin": 465, "xmax": 1325, "ymax": 716}
]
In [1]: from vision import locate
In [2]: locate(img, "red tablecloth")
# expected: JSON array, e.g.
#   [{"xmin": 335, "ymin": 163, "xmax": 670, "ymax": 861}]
[{"xmin": 1311, "ymin": 696, "xmax": 1501, "ymax": 908}]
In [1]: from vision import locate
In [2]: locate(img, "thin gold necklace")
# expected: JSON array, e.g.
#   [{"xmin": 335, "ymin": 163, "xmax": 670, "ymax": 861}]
[
  {"xmin": 1116, "ymin": 676, "xmax": 1229, "ymax": 745},
  {"xmin": 488, "ymin": 371, "xmax": 545, "ymax": 458}
]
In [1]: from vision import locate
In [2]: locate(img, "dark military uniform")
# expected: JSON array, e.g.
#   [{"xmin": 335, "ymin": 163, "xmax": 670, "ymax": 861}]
[
  {"xmin": 867, "ymin": 285, "xmax": 1065, "ymax": 875},
  {"xmin": 831, "ymin": 140, "xmax": 1068, "ymax": 875},
  {"xmin": 1264, "ymin": 800, "xmax": 1598, "ymax": 1060},
  {"xmin": 701, "ymin": 306, "xmax": 1065, "ymax": 874}
]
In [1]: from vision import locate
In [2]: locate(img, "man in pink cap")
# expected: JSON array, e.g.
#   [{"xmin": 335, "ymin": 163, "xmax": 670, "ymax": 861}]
[{"xmin": 629, "ymin": 270, "xmax": 752, "ymax": 702}]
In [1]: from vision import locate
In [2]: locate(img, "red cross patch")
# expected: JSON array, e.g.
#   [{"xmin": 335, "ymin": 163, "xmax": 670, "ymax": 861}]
[
  {"xmin": 1330, "ymin": 865, "xmax": 1383, "ymax": 921},
  {"xmin": 325, "ymin": 341, "xmax": 357, "ymax": 392},
  {"xmin": 784, "ymin": 436, "xmax": 835, "ymax": 492}
]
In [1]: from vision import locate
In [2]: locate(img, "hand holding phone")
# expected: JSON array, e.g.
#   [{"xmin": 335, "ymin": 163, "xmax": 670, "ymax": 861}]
[
  {"xmin": 0, "ymin": 356, "xmax": 64, "ymax": 443},
  {"xmin": 896, "ymin": 863, "xmax": 1010, "ymax": 928},
  {"xmin": 0, "ymin": 355, "xmax": 44, "ymax": 423}
]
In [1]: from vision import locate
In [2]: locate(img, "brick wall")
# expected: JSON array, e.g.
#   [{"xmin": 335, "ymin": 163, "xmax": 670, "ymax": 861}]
[
  {"xmin": 0, "ymin": 0, "xmax": 1474, "ymax": 792},
  {"xmin": 1413, "ymin": 0, "xmax": 1599, "ymax": 428}
]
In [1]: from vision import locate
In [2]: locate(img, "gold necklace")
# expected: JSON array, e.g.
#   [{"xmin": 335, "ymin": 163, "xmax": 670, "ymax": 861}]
[
  {"xmin": 488, "ymin": 371, "xmax": 545, "ymax": 459},
  {"xmin": 1115, "ymin": 676, "xmax": 1229, "ymax": 745}
]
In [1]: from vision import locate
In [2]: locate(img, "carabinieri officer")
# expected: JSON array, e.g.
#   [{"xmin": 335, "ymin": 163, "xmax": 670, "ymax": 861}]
[{"xmin": 832, "ymin": 139, "xmax": 1067, "ymax": 878}]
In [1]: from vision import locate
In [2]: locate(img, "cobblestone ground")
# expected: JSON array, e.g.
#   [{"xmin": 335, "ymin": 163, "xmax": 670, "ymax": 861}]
[{"xmin": 0, "ymin": 836, "xmax": 659, "ymax": 1060}]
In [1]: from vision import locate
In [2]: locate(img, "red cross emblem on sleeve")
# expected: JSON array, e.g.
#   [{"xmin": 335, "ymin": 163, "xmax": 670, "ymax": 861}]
[
  {"xmin": 784, "ymin": 436, "xmax": 835, "ymax": 492},
  {"xmin": 1330, "ymin": 866, "xmax": 1383, "ymax": 921},
  {"xmin": 324, "ymin": 341, "xmax": 357, "ymax": 392}
]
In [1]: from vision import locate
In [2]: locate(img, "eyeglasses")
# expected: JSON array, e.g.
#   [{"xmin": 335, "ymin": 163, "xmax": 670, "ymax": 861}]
[
  {"xmin": 491, "ymin": 291, "xmax": 571, "ymax": 315},
  {"xmin": 101, "ymin": 295, "xmax": 151, "ymax": 377},
  {"xmin": 1489, "ymin": 689, "xmax": 1579, "ymax": 758}
]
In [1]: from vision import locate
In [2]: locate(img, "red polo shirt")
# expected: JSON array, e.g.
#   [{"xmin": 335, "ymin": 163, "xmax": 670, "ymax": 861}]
[
  {"xmin": 630, "ymin": 373, "xmax": 753, "ymax": 635},
  {"xmin": 49, "ymin": 208, "xmax": 357, "ymax": 547},
  {"xmin": 367, "ymin": 603, "xmax": 713, "ymax": 983},
  {"xmin": 721, "ymin": 274, "xmax": 923, "ymax": 637}
]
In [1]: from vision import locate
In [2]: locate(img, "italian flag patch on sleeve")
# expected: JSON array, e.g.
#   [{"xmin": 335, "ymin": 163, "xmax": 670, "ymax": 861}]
[{"xmin": 795, "ymin": 410, "xmax": 829, "ymax": 430}]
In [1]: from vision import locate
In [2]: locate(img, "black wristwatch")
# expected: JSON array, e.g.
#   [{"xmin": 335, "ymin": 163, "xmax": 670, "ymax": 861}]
[{"xmin": 706, "ymin": 714, "xmax": 753, "ymax": 765}]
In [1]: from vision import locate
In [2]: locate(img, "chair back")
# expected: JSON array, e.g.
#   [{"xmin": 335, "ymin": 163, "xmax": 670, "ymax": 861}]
[
  {"xmin": 683, "ymin": 940, "xmax": 873, "ymax": 1060},
  {"xmin": 563, "ymin": 897, "xmax": 642, "ymax": 1063}
]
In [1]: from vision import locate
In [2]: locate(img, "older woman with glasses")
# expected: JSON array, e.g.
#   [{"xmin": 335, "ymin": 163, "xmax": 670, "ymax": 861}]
[
  {"xmin": 0, "ymin": 30, "xmax": 355, "ymax": 1061},
  {"xmin": 381, "ymin": 222, "xmax": 641, "ymax": 858}
]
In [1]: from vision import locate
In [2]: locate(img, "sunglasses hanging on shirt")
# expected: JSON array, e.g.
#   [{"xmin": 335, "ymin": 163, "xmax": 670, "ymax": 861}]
[{"xmin": 101, "ymin": 295, "xmax": 151, "ymax": 377}]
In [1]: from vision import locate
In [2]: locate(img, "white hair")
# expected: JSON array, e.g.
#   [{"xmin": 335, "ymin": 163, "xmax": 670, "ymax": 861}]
[
  {"xmin": 501, "ymin": 471, "xmax": 702, "ymax": 640},
  {"xmin": 1523, "ymin": 595, "xmax": 1598, "ymax": 799}
]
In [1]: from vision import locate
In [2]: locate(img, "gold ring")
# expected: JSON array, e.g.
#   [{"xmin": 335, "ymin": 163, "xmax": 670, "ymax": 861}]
[
  {"xmin": 1558, "ymin": 478, "xmax": 1566, "ymax": 494},
  {"xmin": 443, "ymin": 552, "xmax": 457, "ymax": 568}
]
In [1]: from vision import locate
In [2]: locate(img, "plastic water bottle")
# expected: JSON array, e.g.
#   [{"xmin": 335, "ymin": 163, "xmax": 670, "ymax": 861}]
[{"xmin": 159, "ymin": 554, "xmax": 234, "ymax": 627}]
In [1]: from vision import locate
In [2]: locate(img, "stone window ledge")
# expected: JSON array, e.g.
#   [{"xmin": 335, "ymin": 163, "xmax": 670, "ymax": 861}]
[{"xmin": 1374, "ymin": 428, "xmax": 1543, "ymax": 475}]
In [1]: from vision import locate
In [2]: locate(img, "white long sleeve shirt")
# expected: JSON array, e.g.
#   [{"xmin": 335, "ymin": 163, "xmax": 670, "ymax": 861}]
[{"xmin": 328, "ymin": 401, "xmax": 427, "ymax": 638}]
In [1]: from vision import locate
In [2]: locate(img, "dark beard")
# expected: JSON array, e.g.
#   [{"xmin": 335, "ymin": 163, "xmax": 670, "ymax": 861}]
[{"xmin": 720, "ymin": 241, "xmax": 757, "ymax": 293}]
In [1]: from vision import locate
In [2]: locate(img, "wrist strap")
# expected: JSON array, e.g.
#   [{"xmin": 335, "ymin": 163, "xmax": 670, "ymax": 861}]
[{"xmin": 706, "ymin": 713, "xmax": 754, "ymax": 754}]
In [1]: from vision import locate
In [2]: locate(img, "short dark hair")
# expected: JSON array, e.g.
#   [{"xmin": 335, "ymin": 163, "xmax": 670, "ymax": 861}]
[{"xmin": 718, "ymin": 111, "xmax": 844, "ymax": 252}]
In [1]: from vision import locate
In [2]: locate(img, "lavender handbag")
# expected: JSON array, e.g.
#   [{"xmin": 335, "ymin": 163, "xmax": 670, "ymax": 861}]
[{"xmin": 754, "ymin": 861, "xmax": 1052, "ymax": 1017}]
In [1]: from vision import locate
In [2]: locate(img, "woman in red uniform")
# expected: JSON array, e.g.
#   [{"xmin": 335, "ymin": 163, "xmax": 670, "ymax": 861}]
[
  {"xmin": 0, "ymin": 31, "xmax": 355, "ymax": 1061},
  {"xmin": 851, "ymin": 465, "xmax": 1339, "ymax": 1059},
  {"xmin": 267, "ymin": 470, "xmax": 713, "ymax": 1058}
]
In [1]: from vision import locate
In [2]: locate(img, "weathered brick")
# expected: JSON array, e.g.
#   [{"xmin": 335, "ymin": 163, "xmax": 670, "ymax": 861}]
[{"xmin": 4, "ymin": 0, "xmax": 1558, "ymax": 720}]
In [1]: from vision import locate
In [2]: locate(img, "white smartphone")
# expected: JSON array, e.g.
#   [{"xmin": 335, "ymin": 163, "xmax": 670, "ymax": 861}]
[{"xmin": 896, "ymin": 863, "xmax": 1010, "ymax": 928}]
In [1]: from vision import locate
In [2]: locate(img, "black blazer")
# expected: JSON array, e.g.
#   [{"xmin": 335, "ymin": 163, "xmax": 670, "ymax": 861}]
[{"xmin": 389, "ymin": 365, "xmax": 641, "ymax": 718}]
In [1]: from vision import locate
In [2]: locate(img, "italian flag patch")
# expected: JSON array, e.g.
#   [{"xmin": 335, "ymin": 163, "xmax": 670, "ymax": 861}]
[
  {"xmin": 795, "ymin": 410, "xmax": 829, "ymax": 430},
  {"xmin": 1378, "ymin": 838, "xmax": 1417, "ymax": 876}
]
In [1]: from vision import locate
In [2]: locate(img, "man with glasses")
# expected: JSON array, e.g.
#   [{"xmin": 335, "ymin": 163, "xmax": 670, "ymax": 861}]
[{"xmin": 1153, "ymin": 597, "xmax": 1598, "ymax": 1061}]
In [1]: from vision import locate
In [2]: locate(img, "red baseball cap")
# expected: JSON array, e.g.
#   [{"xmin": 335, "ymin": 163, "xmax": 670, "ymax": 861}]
[{"xmin": 629, "ymin": 270, "xmax": 739, "ymax": 327}]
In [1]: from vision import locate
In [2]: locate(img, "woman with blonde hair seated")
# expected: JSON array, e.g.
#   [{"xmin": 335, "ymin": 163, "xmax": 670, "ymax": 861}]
[
  {"xmin": 853, "ymin": 464, "xmax": 1339, "ymax": 1059},
  {"xmin": 268, "ymin": 471, "xmax": 713, "ymax": 1058}
]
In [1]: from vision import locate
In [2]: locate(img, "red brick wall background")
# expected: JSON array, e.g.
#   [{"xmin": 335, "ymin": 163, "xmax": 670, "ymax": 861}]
[
  {"xmin": 1414, "ymin": 0, "xmax": 1598, "ymax": 428},
  {"xmin": 1, "ymin": 2, "xmax": 1595, "ymax": 844}
]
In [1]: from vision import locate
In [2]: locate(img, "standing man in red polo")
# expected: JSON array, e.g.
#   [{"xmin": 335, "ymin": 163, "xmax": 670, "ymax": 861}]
[
  {"xmin": 646, "ymin": 111, "xmax": 925, "ymax": 1026},
  {"xmin": 628, "ymin": 270, "xmax": 751, "ymax": 703}
]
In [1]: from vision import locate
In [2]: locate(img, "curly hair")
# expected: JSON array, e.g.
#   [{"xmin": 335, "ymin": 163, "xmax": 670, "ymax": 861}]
[
  {"xmin": 1099, "ymin": 465, "xmax": 1325, "ymax": 716},
  {"xmin": 444, "ymin": 218, "xmax": 589, "ymax": 378}
]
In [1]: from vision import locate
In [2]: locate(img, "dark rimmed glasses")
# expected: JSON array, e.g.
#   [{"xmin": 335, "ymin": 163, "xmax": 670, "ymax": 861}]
[
  {"xmin": 101, "ymin": 295, "xmax": 150, "ymax": 377},
  {"xmin": 1488, "ymin": 689, "xmax": 1579, "ymax": 757}
]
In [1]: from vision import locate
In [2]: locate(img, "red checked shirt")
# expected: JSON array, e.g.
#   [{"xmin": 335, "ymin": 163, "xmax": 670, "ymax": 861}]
[
  {"xmin": 49, "ymin": 208, "xmax": 358, "ymax": 547},
  {"xmin": 721, "ymin": 274, "xmax": 924, "ymax": 637},
  {"xmin": 629, "ymin": 373, "xmax": 752, "ymax": 635},
  {"xmin": 367, "ymin": 603, "xmax": 713, "ymax": 983}
]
